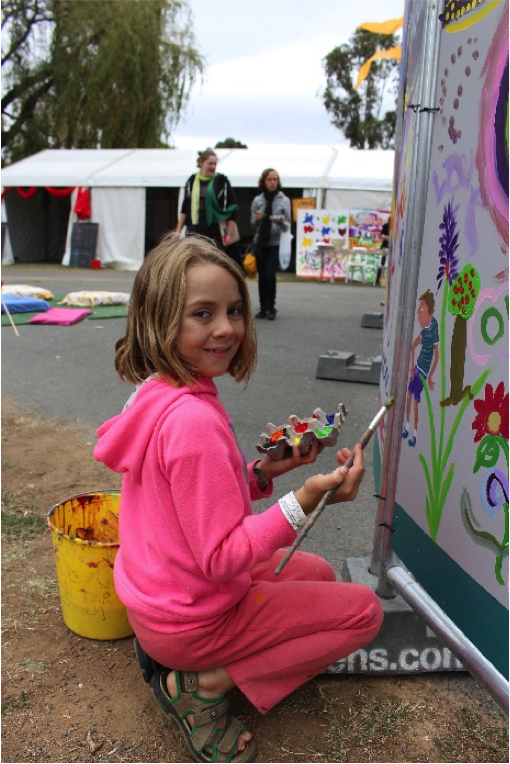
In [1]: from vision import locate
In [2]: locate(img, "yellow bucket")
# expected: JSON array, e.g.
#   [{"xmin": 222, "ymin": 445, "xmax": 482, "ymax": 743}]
[{"xmin": 47, "ymin": 491, "xmax": 134, "ymax": 640}]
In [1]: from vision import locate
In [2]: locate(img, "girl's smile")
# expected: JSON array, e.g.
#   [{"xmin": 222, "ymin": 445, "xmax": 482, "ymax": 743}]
[{"xmin": 178, "ymin": 264, "xmax": 245, "ymax": 378}]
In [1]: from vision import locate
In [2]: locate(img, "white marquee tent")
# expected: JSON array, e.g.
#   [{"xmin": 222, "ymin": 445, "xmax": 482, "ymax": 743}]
[{"xmin": 1, "ymin": 145, "xmax": 394, "ymax": 270}]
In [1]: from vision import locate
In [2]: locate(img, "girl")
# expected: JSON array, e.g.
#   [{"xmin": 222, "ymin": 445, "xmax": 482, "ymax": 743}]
[
  {"xmin": 94, "ymin": 234, "xmax": 383, "ymax": 764},
  {"xmin": 251, "ymin": 168, "xmax": 291, "ymax": 320}
]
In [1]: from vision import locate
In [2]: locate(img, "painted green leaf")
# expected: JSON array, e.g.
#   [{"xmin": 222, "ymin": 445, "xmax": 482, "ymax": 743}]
[{"xmin": 473, "ymin": 435, "xmax": 501, "ymax": 473}]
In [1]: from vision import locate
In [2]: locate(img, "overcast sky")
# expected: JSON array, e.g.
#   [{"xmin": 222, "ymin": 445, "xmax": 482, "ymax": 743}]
[{"xmin": 172, "ymin": 0, "xmax": 405, "ymax": 150}]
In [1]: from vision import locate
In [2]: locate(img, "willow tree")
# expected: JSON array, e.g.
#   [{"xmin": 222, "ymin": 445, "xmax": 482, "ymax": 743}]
[
  {"xmin": 322, "ymin": 28, "xmax": 399, "ymax": 149},
  {"xmin": 1, "ymin": 0, "xmax": 203, "ymax": 164}
]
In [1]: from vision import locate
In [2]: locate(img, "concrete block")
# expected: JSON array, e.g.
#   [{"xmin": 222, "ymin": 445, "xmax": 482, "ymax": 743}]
[
  {"xmin": 316, "ymin": 351, "xmax": 382, "ymax": 385},
  {"xmin": 323, "ymin": 557, "xmax": 466, "ymax": 676},
  {"xmin": 361, "ymin": 311, "xmax": 384, "ymax": 329}
]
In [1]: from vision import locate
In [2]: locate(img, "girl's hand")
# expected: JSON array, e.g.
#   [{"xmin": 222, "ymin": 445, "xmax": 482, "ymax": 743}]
[
  {"xmin": 257, "ymin": 439, "xmax": 325, "ymax": 482},
  {"xmin": 294, "ymin": 444, "xmax": 365, "ymax": 515}
]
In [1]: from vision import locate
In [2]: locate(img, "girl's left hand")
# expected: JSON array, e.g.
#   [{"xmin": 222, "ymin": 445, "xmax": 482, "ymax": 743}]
[{"xmin": 258, "ymin": 439, "xmax": 325, "ymax": 482}]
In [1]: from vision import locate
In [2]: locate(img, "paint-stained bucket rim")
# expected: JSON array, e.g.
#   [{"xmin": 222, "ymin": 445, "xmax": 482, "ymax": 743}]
[{"xmin": 47, "ymin": 490, "xmax": 120, "ymax": 548}]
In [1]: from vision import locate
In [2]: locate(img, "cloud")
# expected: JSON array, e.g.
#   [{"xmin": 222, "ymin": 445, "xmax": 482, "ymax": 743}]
[{"xmin": 200, "ymin": 35, "xmax": 341, "ymax": 100}]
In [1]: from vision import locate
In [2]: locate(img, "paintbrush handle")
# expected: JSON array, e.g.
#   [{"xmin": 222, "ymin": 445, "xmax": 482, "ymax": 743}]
[
  {"xmin": 1, "ymin": 296, "xmax": 20, "ymax": 337},
  {"xmin": 273, "ymin": 440, "xmax": 365, "ymax": 576},
  {"xmin": 274, "ymin": 400, "xmax": 393, "ymax": 575}
]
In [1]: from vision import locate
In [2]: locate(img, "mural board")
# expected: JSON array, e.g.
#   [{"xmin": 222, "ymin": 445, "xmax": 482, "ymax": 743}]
[{"xmin": 377, "ymin": 0, "xmax": 508, "ymax": 679}]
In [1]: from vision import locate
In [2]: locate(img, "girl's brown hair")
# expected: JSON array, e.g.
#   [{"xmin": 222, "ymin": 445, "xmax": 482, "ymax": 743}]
[
  {"xmin": 115, "ymin": 234, "xmax": 257, "ymax": 387},
  {"xmin": 258, "ymin": 168, "xmax": 282, "ymax": 192}
]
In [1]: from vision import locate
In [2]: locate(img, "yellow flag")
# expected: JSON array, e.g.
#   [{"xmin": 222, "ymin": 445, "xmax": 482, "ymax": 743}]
[
  {"xmin": 358, "ymin": 17, "xmax": 404, "ymax": 35},
  {"xmin": 355, "ymin": 46, "xmax": 402, "ymax": 90}
]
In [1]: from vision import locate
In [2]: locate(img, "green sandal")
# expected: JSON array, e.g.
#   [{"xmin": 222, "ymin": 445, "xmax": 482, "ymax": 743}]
[{"xmin": 149, "ymin": 669, "xmax": 257, "ymax": 763}]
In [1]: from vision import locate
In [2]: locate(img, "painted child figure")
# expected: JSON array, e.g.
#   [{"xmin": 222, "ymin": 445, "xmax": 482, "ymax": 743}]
[
  {"xmin": 403, "ymin": 289, "xmax": 439, "ymax": 448},
  {"xmin": 94, "ymin": 234, "xmax": 383, "ymax": 764}
]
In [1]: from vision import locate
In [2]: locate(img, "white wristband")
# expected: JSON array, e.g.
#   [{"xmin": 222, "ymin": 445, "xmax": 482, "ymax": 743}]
[{"xmin": 279, "ymin": 491, "xmax": 307, "ymax": 532}]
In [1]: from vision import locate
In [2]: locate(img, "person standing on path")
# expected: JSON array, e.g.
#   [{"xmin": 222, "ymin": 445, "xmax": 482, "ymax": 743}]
[
  {"xmin": 251, "ymin": 169, "xmax": 291, "ymax": 320},
  {"xmin": 176, "ymin": 148, "xmax": 243, "ymax": 269}
]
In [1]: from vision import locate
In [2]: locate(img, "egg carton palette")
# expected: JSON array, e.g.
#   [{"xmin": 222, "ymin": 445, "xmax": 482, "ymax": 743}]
[{"xmin": 256, "ymin": 404, "xmax": 348, "ymax": 461}]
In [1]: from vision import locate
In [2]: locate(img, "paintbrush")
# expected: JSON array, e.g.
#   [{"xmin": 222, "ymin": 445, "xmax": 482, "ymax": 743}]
[
  {"xmin": 1, "ymin": 296, "xmax": 20, "ymax": 337},
  {"xmin": 274, "ymin": 397, "xmax": 394, "ymax": 575}
]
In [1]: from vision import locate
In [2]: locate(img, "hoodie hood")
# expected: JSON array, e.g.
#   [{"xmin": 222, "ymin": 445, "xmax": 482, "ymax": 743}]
[{"xmin": 94, "ymin": 377, "xmax": 218, "ymax": 482}]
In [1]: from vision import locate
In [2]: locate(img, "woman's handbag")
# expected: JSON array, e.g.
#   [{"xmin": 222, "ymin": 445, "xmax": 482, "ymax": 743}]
[
  {"xmin": 279, "ymin": 229, "xmax": 293, "ymax": 270},
  {"xmin": 243, "ymin": 252, "xmax": 257, "ymax": 278}
]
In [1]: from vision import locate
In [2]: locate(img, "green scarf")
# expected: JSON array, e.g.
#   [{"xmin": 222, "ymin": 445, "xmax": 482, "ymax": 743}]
[{"xmin": 191, "ymin": 172, "xmax": 237, "ymax": 226}]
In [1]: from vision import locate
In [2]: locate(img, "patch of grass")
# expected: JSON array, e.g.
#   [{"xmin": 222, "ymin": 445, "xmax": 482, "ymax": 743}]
[
  {"xmin": 2, "ymin": 494, "xmax": 47, "ymax": 563},
  {"xmin": 276, "ymin": 681, "xmax": 325, "ymax": 714},
  {"xmin": 434, "ymin": 708, "xmax": 509, "ymax": 763},
  {"xmin": 1, "ymin": 492, "xmax": 46, "ymax": 540},
  {"xmin": 1, "ymin": 690, "xmax": 32, "ymax": 714},
  {"xmin": 2, "ymin": 491, "xmax": 40, "ymax": 516},
  {"xmin": 22, "ymin": 659, "xmax": 50, "ymax": 674},
  {"xmin": 325, "ymin": 695, "xmax": 411, "ymax": 759},
  {"xmin": 1, "ymin": 510, "xmax": 46, "ymax": 539},
  {"xmin": 24, "ymin": 577, "xmax": 57, "ymax": 597}
]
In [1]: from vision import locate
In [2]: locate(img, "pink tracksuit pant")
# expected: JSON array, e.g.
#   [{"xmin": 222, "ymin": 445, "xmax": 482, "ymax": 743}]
[{"xmin": 129, "ymin": 549, "xmax": 383, "ymax": 714}]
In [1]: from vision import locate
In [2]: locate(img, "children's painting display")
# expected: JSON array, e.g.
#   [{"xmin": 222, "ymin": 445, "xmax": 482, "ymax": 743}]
[
  {"xmin": 296, "ymin": 208, "xmax": 389, "ymax": 280},
  {"xmin": 296, "ymin": 208, "xmax": 348, "ymax": 278},
  {"xmin": 377, "ymin": 0, "xmax": 508, "ymax": 679},
  {"xmin": 349, "ymin": 209, "xmax": 390, "ymax": 248}
]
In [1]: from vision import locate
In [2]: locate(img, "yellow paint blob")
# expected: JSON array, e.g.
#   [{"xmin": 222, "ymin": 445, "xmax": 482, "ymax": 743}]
[{"xmin": 488, "ymin": 411, "xmax": 502, "ymax": 435}]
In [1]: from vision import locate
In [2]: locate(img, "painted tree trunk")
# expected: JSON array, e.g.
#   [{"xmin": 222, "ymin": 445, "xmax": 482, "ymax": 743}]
[{"xmin": 441, "ymin": 314, "xmax": 471, "ymax": 407}]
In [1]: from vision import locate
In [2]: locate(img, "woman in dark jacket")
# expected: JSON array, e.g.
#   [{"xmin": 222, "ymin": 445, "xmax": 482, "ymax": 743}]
[
  {"xmin": 176, "ymin": 148, "xmax": 239, "ymax": 253},
  {"xmin": 250, "ymin": 169, "xmax": 291, "ymax": 320}
]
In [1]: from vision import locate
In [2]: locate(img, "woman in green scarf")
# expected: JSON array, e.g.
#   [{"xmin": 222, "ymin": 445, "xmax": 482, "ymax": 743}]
[{"xmin": 176, "ymin": 148, "xmax": 239, "ymax": 252}]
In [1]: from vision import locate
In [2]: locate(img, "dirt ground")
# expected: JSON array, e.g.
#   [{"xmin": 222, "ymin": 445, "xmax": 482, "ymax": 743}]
[{"xmin": 1, "ymin": 395, "xmax": 508, "ymax": 764}]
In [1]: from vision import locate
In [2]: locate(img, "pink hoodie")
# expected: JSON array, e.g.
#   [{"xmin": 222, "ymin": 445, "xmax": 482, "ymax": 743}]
[{"xmin": 94, "ymin": 377, "xmax": 296, "ymax": 633}]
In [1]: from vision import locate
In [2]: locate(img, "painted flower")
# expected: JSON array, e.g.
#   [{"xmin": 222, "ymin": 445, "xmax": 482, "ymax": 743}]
[
  {"xmin": 472, "ymin": 381, "xmax": 509, "ymax": 442},
  {"xmin": 437, "ymin": 199, "xmax": 460, "ymax": 291}
]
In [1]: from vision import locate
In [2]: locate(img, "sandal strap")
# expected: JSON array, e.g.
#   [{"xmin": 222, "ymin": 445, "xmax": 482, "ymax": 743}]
[
  {"xmin": 192, "ymin": 712, "xmax": 245, "ymax": 758},
  {"xmin": 213, "ymin": 716, "xmax": 246, "ymax": 754},
  {"xmin": 180, "ymin": 671, "xmax": 199, "ymax": 693},
  {"xmin": 170, "ymin": 671, "xmax": 230, "ymax": 728},
  {"xmin": 191, "ymin": 696, "xmax": 229, "ymax": 727}
]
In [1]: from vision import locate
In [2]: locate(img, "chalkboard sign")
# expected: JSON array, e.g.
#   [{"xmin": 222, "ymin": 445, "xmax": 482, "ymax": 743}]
[{"xmin": 70, "ymin": 222, "xmax": 99, "ymax": 268}]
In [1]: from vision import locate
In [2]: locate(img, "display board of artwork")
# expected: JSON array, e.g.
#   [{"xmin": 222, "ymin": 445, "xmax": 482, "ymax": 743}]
[
  {"xmin": 376, "ymin": 0, "xmax": 508, "ymax": 679},
  {"xmin": 296, "ymin": 208, "xmax": 388, "ymax": 280},
  {"xmin": 296, "ymin": 208, "xmax": 348, "ymax": 278},
  {"xmin": 349, "ymin": 209, "xmax": 390, "ymax": 248}
]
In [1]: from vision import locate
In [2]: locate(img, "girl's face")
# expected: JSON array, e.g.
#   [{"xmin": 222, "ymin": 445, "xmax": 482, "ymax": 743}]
[
  {"xmin": 264, "ymin": 171, "xmax": 279, "ymax": 192},
  {"xmin": 199, "ymin": 156, "xmax": 217, "ymax": 177},
  {"xmin": 178, "ymin": 264, "xmax": 245, "ymax": 379}
]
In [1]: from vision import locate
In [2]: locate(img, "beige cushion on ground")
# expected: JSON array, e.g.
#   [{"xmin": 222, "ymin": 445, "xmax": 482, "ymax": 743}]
[
  {"xmin": 1, "ymin": 284, "xmax": 54, "ymax": 300},
  {"xmin": 60, "ymin": 291, "xmax": 130, "ymax": 307}
]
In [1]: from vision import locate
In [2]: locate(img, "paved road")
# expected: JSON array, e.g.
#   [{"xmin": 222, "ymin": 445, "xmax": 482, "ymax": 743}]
[{"xmin": 2, "ymin": 264, "xmax": 386, "ymax": 574}]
